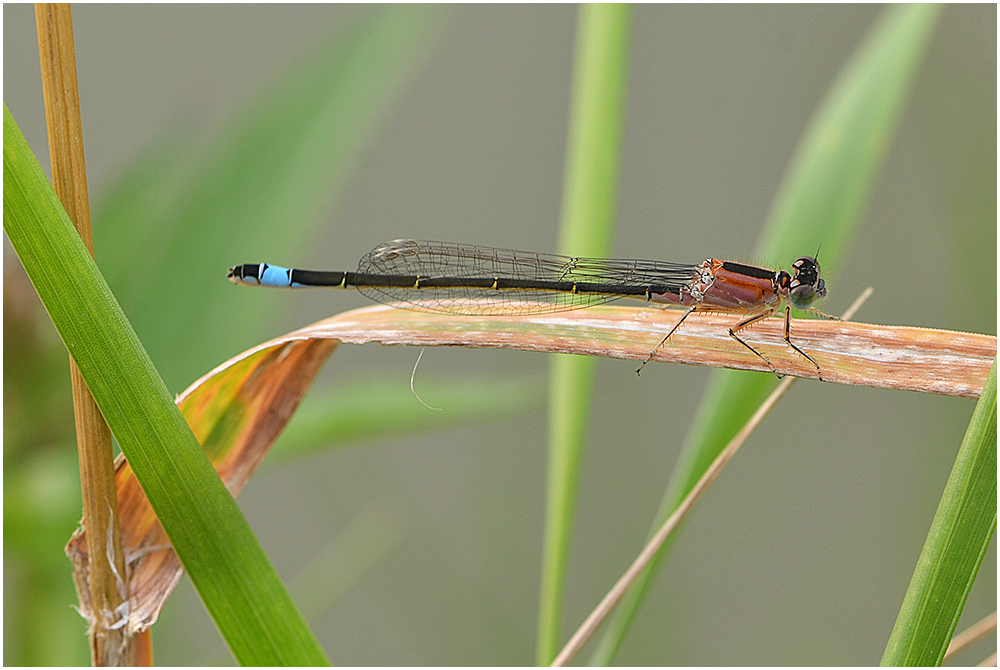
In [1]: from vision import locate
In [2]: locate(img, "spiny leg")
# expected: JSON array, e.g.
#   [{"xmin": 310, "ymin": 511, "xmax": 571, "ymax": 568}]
[
  {"xmin": 782, "ymin": 304, "xmax": 823, "ymax": 379},
  {"xmin": 636, "ymin": 306, "xmax": 697, "ymax": 375},
  {"xmin": 728, "ymin": 308, "xmax": 781, "ymax": 377},
  {"xmin": 807, "ymin": 306, "xmax": 841, "ymax": 322}
]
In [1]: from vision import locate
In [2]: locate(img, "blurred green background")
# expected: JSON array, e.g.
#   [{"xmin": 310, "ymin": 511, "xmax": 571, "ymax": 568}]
[{"xmin": 4, "ymin": 5, "xmax": 995, "ymax": 665}]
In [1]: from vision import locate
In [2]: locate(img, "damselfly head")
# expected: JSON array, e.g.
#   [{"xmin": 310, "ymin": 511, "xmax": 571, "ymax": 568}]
[{"xmin": 788, "ymin": 256, "xmax": 826, "ymax": 309}]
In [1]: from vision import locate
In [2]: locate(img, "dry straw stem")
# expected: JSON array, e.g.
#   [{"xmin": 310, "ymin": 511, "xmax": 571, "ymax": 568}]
[
  {"xmin": 552, "ymin": 372, "xmax": 801, "ymax": 666},
  {"xmin": 35, "ymin": 4, "xmax": 135, "ymax": 664},
  {"xmin": 944, "ymin": 611, "xmax": 997, "ymax": 662},
  {"xmin": 283, "ymin": 298, "xmax": 994, "ymax": 399},
  {"xmin": 548, "ymin": 287, "xmax": 874, "ymax": 665}
]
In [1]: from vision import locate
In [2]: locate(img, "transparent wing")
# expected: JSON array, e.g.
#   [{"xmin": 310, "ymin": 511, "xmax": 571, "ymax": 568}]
[{"xmin": 356, "ymin": 239, "xmax": 699, "ymax": 316}]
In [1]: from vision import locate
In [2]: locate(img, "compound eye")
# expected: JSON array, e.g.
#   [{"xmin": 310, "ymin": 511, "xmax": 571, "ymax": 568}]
[
  {"xmin": 788, "ymin": 257, "xmax": 823, "ymax": 309},
  {"xmin": 790, "ymin": 279, "xmax": 813, "ymax": 296},
  {"xmin": 814, "ymin": 277, "xmax": 827, "ymax": 299},
  {"xmin": 792, "ymin": 255, "xmax": 818, "ymax": 274},
  {"xmin": 789, "ymin": 286, "xmax": 817, "ymax": 310}
]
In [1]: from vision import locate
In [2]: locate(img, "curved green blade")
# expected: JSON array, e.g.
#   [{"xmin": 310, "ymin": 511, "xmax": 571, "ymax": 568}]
[{"xmin": 4, "ymin": 103, "xmax": 329, "ymax": 666}]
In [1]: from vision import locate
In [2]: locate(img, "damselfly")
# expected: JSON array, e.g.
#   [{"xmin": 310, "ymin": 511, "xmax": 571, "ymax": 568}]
[{"xmin": 228, "ymin": 239, "xmax": 837, "ymax": 376}]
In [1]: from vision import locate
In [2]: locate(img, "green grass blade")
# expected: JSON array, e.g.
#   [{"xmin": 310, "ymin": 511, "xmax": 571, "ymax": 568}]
[
  {"xmin": 881, "ymin": 358, "xmax": 997, "ymax": 666},
  {"xmin": 4, "ymin": 104, "xmax": 328, "ymax": 666},
  {"xmin": 590, "ymin": 5, "xmax": 943, "ymax": 663},
  {"xmin": 757, "ymin": 3, "xmax": 944, "ymax": 270},
  {"xmin": 538, "ymin": 5, "xmax": 631, "ymax": 665}
]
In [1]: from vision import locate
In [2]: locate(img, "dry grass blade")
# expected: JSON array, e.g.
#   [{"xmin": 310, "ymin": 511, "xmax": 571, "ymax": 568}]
[
  {"xmin": 65, "ymin": 287, "xmax": 991, "ymax": 641},
  {"xmin": 292, "ymin": 298, "xmax": 994, "ymax": 398},
  {"xmin": 65, "ymin": 338, "xmax": 335, "ymax": 633}
]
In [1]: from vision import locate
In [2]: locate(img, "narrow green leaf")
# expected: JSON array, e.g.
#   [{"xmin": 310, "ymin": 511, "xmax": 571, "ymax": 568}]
[
  {"xmin": 590, "ymin": 5, "xmax": 943, "ymax": 663},
  {"xmin": 4, "ymin": 104, "xmax": 329, "ymax": 666},
  {"xmin": 881, "ymin": 359, "xmax": 997, "ymax": 666},
  {"xmin": 538, "ymin": 4, "xmax": 631, "ymax": 665}
]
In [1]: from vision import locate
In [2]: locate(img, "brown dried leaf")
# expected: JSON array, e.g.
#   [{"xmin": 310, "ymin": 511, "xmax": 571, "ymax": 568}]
[
  {"xmin": 66, "ymin": 337, "xmax": 336, "ymax": 632},
  {"xmin": 66, "ymin": 300, "xmax": 995, "ymax": 633}
]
